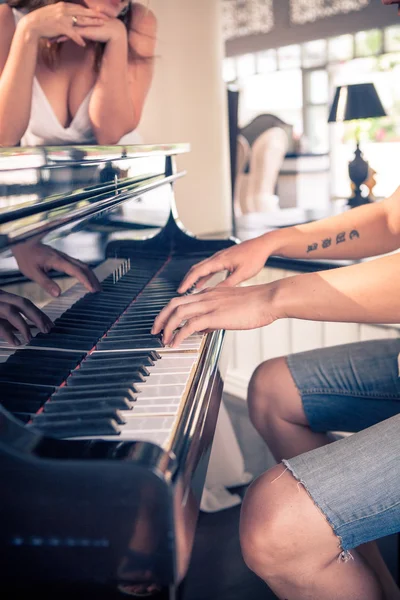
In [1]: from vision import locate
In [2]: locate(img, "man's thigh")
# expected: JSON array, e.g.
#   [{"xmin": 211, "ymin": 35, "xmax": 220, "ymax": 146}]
[
  {"xmin": 283, "ymin": 412, "xmax": 400, "ymax": 552},
  {"xmin": 286, "ymin": 338, "xmax": 400, "ymax": 433}
]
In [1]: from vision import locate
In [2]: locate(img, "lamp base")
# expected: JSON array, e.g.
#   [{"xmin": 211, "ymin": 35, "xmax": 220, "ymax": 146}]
[
  {"xmin": 348, "ymin": 142, "xmax": 371, "ymax": 209},
  {"xmin": 347, "ymin": 192, "xmax": 373, "ymax": 209}
]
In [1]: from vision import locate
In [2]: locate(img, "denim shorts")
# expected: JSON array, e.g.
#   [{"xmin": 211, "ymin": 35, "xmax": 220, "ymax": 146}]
[{"xmin": 283, "ymin": 338, "xmax": 400, "ymax": 555}]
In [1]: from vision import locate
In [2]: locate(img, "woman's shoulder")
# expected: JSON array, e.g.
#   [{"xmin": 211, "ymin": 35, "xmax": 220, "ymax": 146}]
[
  {"xmin": 130, "ymin": 2, "xmax": 157, "ymax": 33},
  {"xmin": 0, "ymin": 4, "xmax": 16, "ymax": 27},
  {"xmin": 0, "ymin": 5, "xmax": 16, "ymax": 57}
]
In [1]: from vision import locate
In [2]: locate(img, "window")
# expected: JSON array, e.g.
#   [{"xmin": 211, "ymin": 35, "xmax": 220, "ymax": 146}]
[
  {"xmin": 277, "ymin": 45, "xmax": 301, "ymax": 70},
  {"xmin": 355, "ymin": 29, "xmax": 383, "ymax": 57},
  {"xmin": 226, "ymin": 26, "xmax": 400, "ymax": 200},
  {"xmin": 328, "ymin": 35, "xmax": 354, "ymax": 62},
  {"xmin": 236, "ymin": 54, "xmax": 256, "ymax": 79},
  {"xmin": 302, "ymin": 39, "xmax": 327, "ymax": 68},
  {"xmin": 257, "ymin": 49, "xmax": 277, "ymax": 73},
  {"xmin": 384, "ymin": 25, "xmax": 400, "ymax": 53},
  {"xmin": 223, "ymin": 57, "xmax": 237, "ymax": 83}
]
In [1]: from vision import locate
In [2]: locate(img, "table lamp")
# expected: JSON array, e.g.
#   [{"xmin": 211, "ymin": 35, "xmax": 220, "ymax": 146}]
[{"xmin": 328, "ymin": 83, "xmax": 387, "ymax": 208}]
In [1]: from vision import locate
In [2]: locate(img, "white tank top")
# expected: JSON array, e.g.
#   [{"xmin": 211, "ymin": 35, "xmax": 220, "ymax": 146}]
[{"xmin": 12, "ymin": 9, "xmax": 141, "ymax": 146}]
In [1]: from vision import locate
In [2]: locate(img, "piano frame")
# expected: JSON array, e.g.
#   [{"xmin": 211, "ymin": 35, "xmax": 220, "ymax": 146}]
[{"xmin": 0, "ymin": 144, "xmax": 237, "ymax": 599}]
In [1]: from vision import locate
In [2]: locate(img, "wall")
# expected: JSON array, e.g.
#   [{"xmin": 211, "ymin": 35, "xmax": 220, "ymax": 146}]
[
  {"xmin": 226, "ymin": 0, "xmax": 396, "ymax": 56},
  {"xmin": 138, "ymin": 0, "xmax": 233, "ymax": 236}
]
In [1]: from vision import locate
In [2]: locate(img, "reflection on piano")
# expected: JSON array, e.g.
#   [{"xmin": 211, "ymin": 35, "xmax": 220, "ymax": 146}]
[{"xmin": 0, "ymin": 144, "xmax": 236, "ymax": 599}]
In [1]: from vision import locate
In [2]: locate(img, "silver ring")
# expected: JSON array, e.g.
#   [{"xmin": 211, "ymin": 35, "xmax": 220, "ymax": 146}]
[{"xmin": 72, "ymin": 15, "xmax": 78, "ymax": 26}]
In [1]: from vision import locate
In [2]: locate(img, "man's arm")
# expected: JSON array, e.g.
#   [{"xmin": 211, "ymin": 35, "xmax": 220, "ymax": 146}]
[
  {"xmin": 272, "ymin": 251, "xmax": 400, "ymax": 324},
  {"xmin": 269, "ymin": 185, "xmax": 400, "ymax": 261},
  {"xmin": 153, "ymin": 252, "xmax": 400, "ymax": 347},
  {"xmin": 178, "ymin": 186, "xmax": 400, "ymax": 293}
]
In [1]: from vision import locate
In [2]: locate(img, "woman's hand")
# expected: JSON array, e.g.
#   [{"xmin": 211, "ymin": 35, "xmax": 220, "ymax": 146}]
[
  {"xmin": 151, "ymin": 285, "xmax": 280, "ymax": 348},
  {"xmin": 177, "ymin": 235, "xmax": 277, "ymax": 294},
  {"xmin": 77, "ymin": 17, "xmax": 127, "ymax": 44},
  {"xmin": 0, "ymin": 290, "xmax": 53, "ymax": 345},
  {"xmin": 19, "ymin": 3, "xmax": 107, "ymax": 47},
  {"xmin": 12, "ymin": 242, "xmax": 101, "ymax": 298}
]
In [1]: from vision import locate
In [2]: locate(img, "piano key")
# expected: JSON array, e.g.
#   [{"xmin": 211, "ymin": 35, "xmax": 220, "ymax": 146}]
[
  {"xmin": 96, "ymin": 337, "xmax": 165, "ymax": 350},
  {"xmin": 28, "ymin": 418, "xmax": 121, "ymax": 437},
  {"xmin": 32, "ymin": 408, "xmax": 126, "ymax": 426},
  {"xmin": 69, "ymin": 369, "xmax": 148, "ymax": 383}
]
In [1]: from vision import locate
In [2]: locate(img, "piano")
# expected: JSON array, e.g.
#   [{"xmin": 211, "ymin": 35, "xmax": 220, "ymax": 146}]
[{"xmin": 0, "ymin": 144, "xmax": 236, "ymax": 599}]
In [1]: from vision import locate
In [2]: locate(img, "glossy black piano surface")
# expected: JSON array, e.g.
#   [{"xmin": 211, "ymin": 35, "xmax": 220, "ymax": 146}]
[{"xmin": 0, "ymin": 144, "xmax": 236, "ymax": 599}]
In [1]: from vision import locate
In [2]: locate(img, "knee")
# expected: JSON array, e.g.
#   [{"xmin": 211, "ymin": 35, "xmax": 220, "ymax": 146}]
[
  {"xmin": 239, "ymin": 465, "xmax": 300, "ymax": 577},
  {"xmin": 239, "ymin": 465, "xmax": 335, "ymax": 581},
  {"xmin": 247, "ymin": 357, "xmax": 286, "ymax": 428}
]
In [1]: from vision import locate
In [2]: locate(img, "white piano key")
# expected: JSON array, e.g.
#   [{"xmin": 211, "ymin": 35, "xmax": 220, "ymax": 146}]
[{"xmin": 136, "ymin": 385, "xmax": 186, "ymax": 399}]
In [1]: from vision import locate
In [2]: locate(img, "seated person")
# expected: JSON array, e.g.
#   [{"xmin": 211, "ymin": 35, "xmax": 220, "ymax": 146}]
[
  {"xmin": 0, "ymin": 0, "xmax": 156, "ymax": 146},
  {"xmin": 153, "ymin": 184, "xmax": 400, "ymax": 600},
  {"xmin": 1, "ymin": 237, "xmax": 101, "ymax": 344}
]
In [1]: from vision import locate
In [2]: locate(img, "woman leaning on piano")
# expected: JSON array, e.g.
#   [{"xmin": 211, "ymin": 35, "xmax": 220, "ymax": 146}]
[{"xmin": 0, "ymin": 0, "xmax": 156, "ymax": 343}]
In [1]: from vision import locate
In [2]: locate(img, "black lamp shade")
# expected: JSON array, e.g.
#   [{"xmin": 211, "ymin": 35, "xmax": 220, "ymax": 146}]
[{"xmin": 328, "ymin": 83, "xmax": 387, "ymax": 123}]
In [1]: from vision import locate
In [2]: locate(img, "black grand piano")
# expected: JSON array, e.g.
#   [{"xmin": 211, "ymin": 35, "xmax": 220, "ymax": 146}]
[{"xmin": 0, "ymin": 144, "xmax": 235, "ymax": 599}]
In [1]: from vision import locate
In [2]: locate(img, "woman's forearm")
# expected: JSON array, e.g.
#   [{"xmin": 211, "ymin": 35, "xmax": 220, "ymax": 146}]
[
  {"xmin": 89, "ymin": 35, "xmax": 137, "ymax": 145},
  {"xmin": 0, "ymin": 21, "xmax": 38, "ymax": 146},
  {"xmin": 270, "ymin": 252, "xmax": 400, "ymax": 325},
  {"xmin": 262, "ymin": 191, "xmax": 400, "ymax": 261}
]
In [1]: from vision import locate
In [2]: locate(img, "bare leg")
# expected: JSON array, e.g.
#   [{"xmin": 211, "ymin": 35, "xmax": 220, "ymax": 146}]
[
  {"xmin": 246, "ymin": 356, "xmax": 400, "ymax": 599},
  {"xmin": 240, "ymin": 464, "xmax": 384, "ymax": 600}
]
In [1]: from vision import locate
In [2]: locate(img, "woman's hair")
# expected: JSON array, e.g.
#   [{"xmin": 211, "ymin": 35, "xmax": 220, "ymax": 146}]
[{"xmin": 7, "ymin": 0, "xmax": 153, "ymax": 70}]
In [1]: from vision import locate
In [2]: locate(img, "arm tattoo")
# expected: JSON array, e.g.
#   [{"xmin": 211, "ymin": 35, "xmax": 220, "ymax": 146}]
[
  {"xmin": 305, "ymin": 230, "xmax": 361, "ymax": 253},
  {"xmin": 336, "ymin": 231, "xmax": 346, "ymax": 244}
]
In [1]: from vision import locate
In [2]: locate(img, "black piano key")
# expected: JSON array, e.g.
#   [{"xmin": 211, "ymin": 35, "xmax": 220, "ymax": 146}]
[
  {"xmin": 96, "ymin": 337, "xmax": 164, "ymax": 350},
  {"xmin": 0, "ymin": 383, "xmax": 54, "ymax": 413},
  {"xmin": 33, "ymin": 408, "xmax": 125, "ymax": 425},
  {"xmin": 0, "ymin": 363, "xmax": 72, "ymax": 377},
  {"xmin": 0, "ymin": 371, "xmax": 69, "ymax": 386},
  {"xmin": 81, "ymin": 356, "xmax": 155, "ymax": 370},
  {"xmin": 43, "ymin": 397, "xmax": 133, "ymax": 412},
  {"xmin": 54, "ymin": 382, "xmax": 139, "ymax": 394},
  {"xmin": 51, "ymin": 326, "xmax": 108, "ymax": 336},
  {"xmin": 2, "ymin": 397, "xmax": 46, "ymax": 413},
  {"xmin": 29, "ymin": 337, "xmax": 94, "ymax": 351},
  {"xmin": 6, "ymin": 350, "xmax": 84, "ymax": 364},
  {"xmin": 104, "ymin": 329, "xmax": 154, "ymax": 339},
  {"xmin": 89, "ymin": 351, "xmax": 161, "ymax": 361},
  {"xmin": 13, "ymin": 412, "xmax": 32, "ymax": 424},
  {"xmin": 0, "ymin": 382, "xmax": 54, "ymax": 399},
  {"xmin": 69, "ymin": 369, "xmax": 147, "ymax": 383},
  {"xmin": 28, "ymin": 418, "xmax": 120, "ymax": 437},
  {"xmin": 77, "ymin": 365, "xmax": 150, "ymax": 377}
]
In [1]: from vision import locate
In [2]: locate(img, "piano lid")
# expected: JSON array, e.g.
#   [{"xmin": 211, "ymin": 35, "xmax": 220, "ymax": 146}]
[{"xmin": 0, "ymin": 144, "xmax": 189, "ymax": 253}]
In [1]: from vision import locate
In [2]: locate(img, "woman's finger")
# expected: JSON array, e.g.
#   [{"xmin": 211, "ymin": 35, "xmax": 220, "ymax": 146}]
[
  {"xmin": 0, "ymin": 320, "xmax": 20, "ymax": 346},
  {"xmin": 69, "ymin": 15, "xmax": 107, "ymax": 27},
  {"xmin": 4, "ymin": 294, "xmax": 53, "ymax": 333},
  {"xmin": 64, "ymin": 5, "xmax": 108, "ymax": 17},
  {"xmin": 49, "ymin": 254, "xmax": 99, "ymax": 293},
  {"xmin": 1, "ymin": 307, "xmax": 32, "ymax": 344},
  {"xmin": 68, "ymin": 30, "xmax": 86, "ymax": 47},
  {"xmin": 58, "ymin": 253, "xmax": 101, "ymax": 292}
]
